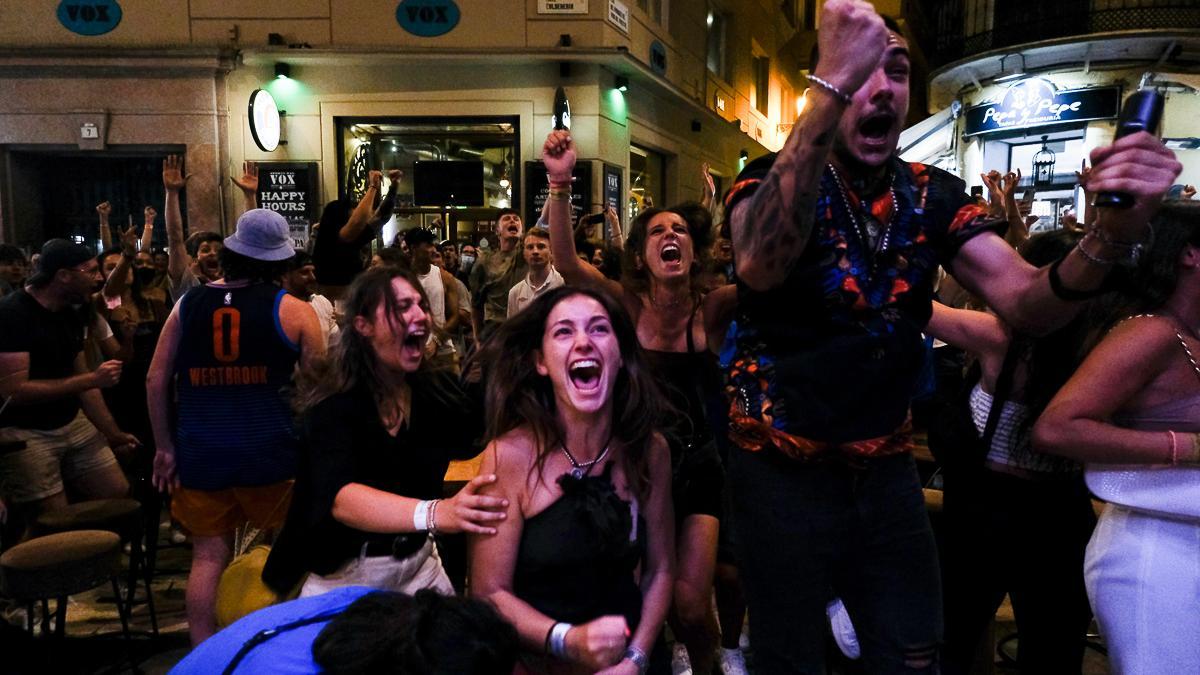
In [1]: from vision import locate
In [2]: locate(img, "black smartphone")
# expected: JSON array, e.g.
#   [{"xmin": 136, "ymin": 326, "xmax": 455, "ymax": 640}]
[
  {"xmin": 583, "ymin": 212, "xmax": 606, "ymax": 226},
  {"xmin": 1021, "ymin": 187, "xmax": 1036, "ymax": 203}
]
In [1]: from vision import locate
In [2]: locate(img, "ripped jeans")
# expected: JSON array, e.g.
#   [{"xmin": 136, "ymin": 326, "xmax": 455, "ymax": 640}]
[{"xmin": 729, "ymin": 450, "xmax": 942, "ymax": 674}]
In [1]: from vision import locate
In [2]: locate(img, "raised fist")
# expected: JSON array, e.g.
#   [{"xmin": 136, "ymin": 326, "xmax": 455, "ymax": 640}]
[
  {"xmin": 95, "ymin": 201, "xmax": 112, "ymax": 218},
  {"xmin": 542, "ymin": 130, "xmax": 575, "ymax": 185},
  {"xmin": 813, "ymin": 0, "xmax": 891, "ymax": 96},
  {"xmin": 368, "ymin": 170, "xmax": 383, "ymax": 189},
  {"xmin": 387, "ymin": 169, "xmax": 403, "ymax": 182}
]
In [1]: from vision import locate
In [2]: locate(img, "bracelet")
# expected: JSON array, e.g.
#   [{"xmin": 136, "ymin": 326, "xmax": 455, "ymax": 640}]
[
  {"xmin": 547, "ymin": 622, "xmax": 572, "ymax": 658},
  {"xmin": 1169, "ymin": 430, "xmax": 1178, "ymax": 464},
  {"xmin": 412, "ymin": 500, "xmax": 432, "ymax": 532},
  {"xmin": 1075, "ymin": 234, "xmax": 1118, "ymax": 267},
  {"xmin": 548, "ymin": 179, "xmax": 573, "ymax": 190},
  {"xmin": 1089, "ymin": 223, "xmax": 1153, "ymax": 267},
  {"xmin": 547, "ymin": 189, "xmax": 572, "ymax": 201},
  {"xmin": 427, "ymin": 498, "xmax": 440, "ymax": 534},
  {"xmin": 1048, "ymin": 254, "xmax": 1108, "ymax": 301},
  {"xmin": 807, "ymin": 74, "xmax": 853, "ymax": 105},
  {"xmin": 624, "ymin": 646, "xmax": 649, "ymax": 674}
]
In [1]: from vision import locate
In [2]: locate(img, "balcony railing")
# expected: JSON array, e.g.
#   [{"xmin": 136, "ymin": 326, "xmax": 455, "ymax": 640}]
[{"xmin": 928, "ymin": 0, "xmax": 1200, "ymax": 67}]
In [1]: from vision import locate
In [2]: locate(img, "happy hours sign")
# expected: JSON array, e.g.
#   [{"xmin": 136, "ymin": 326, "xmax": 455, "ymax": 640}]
[{"xmin": 256, "ymin": 163, "xmax": 318, "ymax": 247}]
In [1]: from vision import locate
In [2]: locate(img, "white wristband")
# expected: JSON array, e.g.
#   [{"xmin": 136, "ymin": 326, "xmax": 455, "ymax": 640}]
[
  {"xmin": 412, "ymin": 500, "xmax": 432, "ymax": 532},
  {"xmin": 549, "ymin": 622, "xmax": 572, "ymax": 658}
]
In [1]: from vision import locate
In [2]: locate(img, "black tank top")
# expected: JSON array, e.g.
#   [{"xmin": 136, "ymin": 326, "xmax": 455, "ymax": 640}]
[
  {"xmin": 513, "ymin": 463, "xmax": 646, "ymax": 628},
  {"xmin": 642, "ymin": 300, "xmax": 722, "ymax": 451}
]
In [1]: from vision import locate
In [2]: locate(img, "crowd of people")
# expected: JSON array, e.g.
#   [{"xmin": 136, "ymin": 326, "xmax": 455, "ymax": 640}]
[{"xmin": 0, "ymin": 1, "xmax": 1196, "ymax": 674}]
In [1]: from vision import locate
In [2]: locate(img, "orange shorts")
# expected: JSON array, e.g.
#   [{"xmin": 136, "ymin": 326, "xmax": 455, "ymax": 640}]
[{"xmin": 171, "ymin": 481, "xmax": 293, "ymax": 537}]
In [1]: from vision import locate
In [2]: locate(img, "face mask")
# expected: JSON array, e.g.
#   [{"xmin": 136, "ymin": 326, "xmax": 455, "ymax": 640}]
[
  {"xmin": 460, "ymin": 255, "xmax": 475, "ymax": 271},
  {"xmin": 134, "ymin": 268, "xmax": 157, "ymax": 286}
]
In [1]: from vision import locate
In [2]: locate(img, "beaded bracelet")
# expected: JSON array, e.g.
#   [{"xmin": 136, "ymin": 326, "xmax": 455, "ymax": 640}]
[
  {"xmin": 807, "ymin": 74, "xmax": 853, "ymax": 105},
  {"xmin": 427, "ymin": 499, "xmax": 440, "ymax": 534},
  {"xmin": 1075, "ymin": 234, "xmax": 1118, "ymax": 267}
]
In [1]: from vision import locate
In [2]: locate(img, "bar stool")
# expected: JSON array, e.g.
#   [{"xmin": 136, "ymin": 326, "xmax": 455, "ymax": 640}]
[
  {"xmin": 0, "ymin": 530, "xmax": 129, "ymax": 640},
  {"xmin": 34, "ymin": 497, "xmax": 158, "ymax": 636}
]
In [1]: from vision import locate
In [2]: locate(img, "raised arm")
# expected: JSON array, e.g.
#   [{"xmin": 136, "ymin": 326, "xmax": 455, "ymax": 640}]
[
  {"xmin": 338, "ymin": 170, "xmax": 382, "ymax": 243},
  {"xmin": 732, "ymin": 2, "xmax": 889, "ymax": 291},
  {"xmin": 231, "ymin": 161, "xmax": 258, "ymax": 215},
  {"xmin": 102, "ymin": 226, "xmax": 138, "ymax": 300},
  {"xmin": 141, "ymin": 206, "xmax": 156, "ymax": 252},
  {"xmin": 96, "ymin": 201, "xmax": 113, "ymax": 249},
  {"xmin": 541, "ymin": 131, "xmax": 623, "ymax": 296},
  {"xmin": 951, "ymin": 132, "xmax": 1181, "ymax": 336},
  {"xmin": 162, "ymin": 155, "xmax": 192, "ymax": 284},
  {"xmin": 1034, "ymin": 317, "xmax": 1185, "ymax": 464}
]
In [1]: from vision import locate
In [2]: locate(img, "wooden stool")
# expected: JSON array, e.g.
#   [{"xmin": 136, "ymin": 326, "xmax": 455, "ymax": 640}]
[
  {"xmin": 35, "ymin": 498, "xmax": 158, "ymax": 636},
  {"xmin": 0, "ymin": 530, "xmax": 129, "ymax": 641}
]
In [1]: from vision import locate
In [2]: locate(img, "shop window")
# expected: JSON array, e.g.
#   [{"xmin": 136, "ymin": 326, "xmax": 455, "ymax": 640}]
[
  {"xmin": 629, "ymin": 144, "xmax": 666, "ymax": 222},
  {"xmin": 753, "ymin": 53, "xmax": 771, "ymax": 116},
  {"xmin": 706, "ymin": 6, "xmax": 727, "ymax": 80},
  {"xmin": 336, "ymin": 117, "xmax": 518, "ymax": 245},
  {"xmin": 637, "ymin": 0, "xmax": 666, "ymax": 26}
]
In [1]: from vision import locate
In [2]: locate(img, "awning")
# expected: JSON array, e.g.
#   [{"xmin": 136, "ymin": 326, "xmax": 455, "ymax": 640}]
[{"xmin": 899, "ymin": 105, "xmax": 957, "ymax": 165}]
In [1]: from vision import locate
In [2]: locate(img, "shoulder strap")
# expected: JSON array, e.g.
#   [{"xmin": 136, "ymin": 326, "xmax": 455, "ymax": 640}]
[
  {"xmin": 980, "ymin": 342, "xmax": 1022, "ymax": 448},
  {"xmin": 222, "ymin": 607, "xmax": 345, "ymax": 675},
  {"xmin": 686, "ymin": 298, "xmax": 702, "ymax": 354}
]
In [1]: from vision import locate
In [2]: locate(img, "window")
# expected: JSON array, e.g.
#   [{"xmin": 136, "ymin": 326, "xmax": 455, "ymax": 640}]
[
  {"xmin": 629, "ymin": 144, "xmax": 666, "ymax": 221},
  {"xmin": 637, "ymin": 0, "xmax": 666, "ymax": 26},
  {"xmin": 753, "ymin": 54, "xmax": 770, "ymax": 115},
  {"xmin": 706, "ymin": 7, "xmax": 727, "ymax": 80}
]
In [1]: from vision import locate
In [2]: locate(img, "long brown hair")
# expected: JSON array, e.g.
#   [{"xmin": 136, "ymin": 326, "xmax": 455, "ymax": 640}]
[
  {"xmin": 481, "ymin": 285, "xmax": 666, "ymax": 498},
  {"xmin": 293, "ymin": 266, "xmax": 442, "ymax": 419}
]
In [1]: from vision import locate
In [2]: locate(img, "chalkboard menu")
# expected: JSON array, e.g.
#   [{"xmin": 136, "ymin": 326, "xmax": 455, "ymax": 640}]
[
  {"xmin": 256, "ymin": 162, "xmax": 319, "ymax": 248},
  {"xmin": 525, "ymin": 160, "xmax": 592, "ymax": 226}
]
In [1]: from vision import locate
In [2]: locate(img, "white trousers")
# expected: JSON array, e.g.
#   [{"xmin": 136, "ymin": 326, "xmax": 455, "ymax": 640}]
[
  {"xmin": 299, "ymin": 537, "xmax": 454, "ymax": 598},
  {"xmin": 1085, "ymin": 504, "xmax": 1200, "ymax": 675}
]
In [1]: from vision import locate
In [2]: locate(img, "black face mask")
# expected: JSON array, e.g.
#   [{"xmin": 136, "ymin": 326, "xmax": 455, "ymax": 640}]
[{"xmin": 134, "ymin": 267, "xmax": 157, "ymax": 286}]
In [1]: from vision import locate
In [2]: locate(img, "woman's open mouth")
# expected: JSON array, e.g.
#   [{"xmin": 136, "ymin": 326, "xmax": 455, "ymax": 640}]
[
  {"xmin": 568, "ymin": 358, "xmax": 602, "ymax": 391},
  {"xmin": 660, "ymin": 243, "xmax": 682, "ymax": 263}
]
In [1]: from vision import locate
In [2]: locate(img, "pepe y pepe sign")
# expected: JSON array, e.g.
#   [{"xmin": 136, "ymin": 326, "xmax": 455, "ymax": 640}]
[{"xmin": 964, "ymin": 78, "xmax": 1120, "ymax": 136}]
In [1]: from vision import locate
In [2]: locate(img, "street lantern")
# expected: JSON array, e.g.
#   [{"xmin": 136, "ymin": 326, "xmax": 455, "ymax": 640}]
[{"xmin": 1032, "ymin": 136, "xmax": 1056, "ymax": 187}]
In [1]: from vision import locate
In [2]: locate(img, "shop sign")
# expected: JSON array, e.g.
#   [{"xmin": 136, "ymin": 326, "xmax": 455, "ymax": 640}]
[
  {"xmin": 395, "ymin": 0, "xmax": 460, "ymax": 38},
  {"xmin": 607, "ymin": 0, "xmax": 630, "ymax": 34},
  {"xmin": 525, "ymin": 160, "xmax": 593, "ymax": 225},
  {"xmin": 649, "ymin": 41, "xmax": 667, "ymax": 75},
  {"xmin": 538, "ymin": 0, "xmax": 588, "ymax": 14},
  {"xmin": 57, "ymin": 0, "xmax": 122, "ymax": 36},
  {"xmin": 603, "ymin": 164, "xmax": 623, "ymax": 237},
  {"xmin": 256, "ymin": 163, "xmax": 319, "ymax": 248},
  {"xmin": 964, "ymin": 78, "xmax": 1121, "ymax": 136}
]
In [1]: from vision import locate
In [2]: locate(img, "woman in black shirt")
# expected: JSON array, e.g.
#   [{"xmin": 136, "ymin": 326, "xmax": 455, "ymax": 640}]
[
  {"xmin": 469, "ymin": 286, "xmax": 675, "ymax": 674},
  {"xmin": 264, "ymin": 266, "xmax": 506, "ymax": 597}
]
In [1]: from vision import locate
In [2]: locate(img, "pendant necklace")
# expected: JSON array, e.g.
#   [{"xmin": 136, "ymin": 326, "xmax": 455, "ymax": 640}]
[
  {"xmin": 561, "ymin": 434, "xmax": 613, "ymax": 479},
  {"xmin": 828, "ymin": 163, "xmax": 899, "ymax": 277}
]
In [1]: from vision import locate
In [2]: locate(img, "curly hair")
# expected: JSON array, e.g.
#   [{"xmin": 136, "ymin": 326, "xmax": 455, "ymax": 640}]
[
  {"xmin": 480, "ymin": 285, "xmax": 666, "ymax": 498},
  {"xmin": 620, "ymin": 202, "xmax": 714, "ymax": 297}
]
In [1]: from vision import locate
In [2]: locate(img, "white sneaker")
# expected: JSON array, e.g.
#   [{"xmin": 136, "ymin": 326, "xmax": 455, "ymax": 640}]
[
  {"xmin": 718, "ymin": 647, "xmax": 749, "ymax": 675},
  {"xmin": 826, "ymin": 597, "xmax": 861, "ymax": 660},
  {"xmin": 671, "ymin": 642, "xmax": 693, "ymax": 675}
]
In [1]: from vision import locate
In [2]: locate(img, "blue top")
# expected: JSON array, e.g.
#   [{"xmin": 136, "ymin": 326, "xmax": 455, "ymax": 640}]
[
  {"xmin": 173, "ymin": 281, "xmax": 300, "ymax": 489},
  {"xmin": 170, "ymin": 586, "xmax": 375, "ymax": 674}
]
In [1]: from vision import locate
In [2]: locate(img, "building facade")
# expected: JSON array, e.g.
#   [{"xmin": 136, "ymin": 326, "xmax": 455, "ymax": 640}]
[
  {"xmin": 902, "ymin": 0, "xmax": 1200, "ymax": 230},
  {"xmin": 0, "ymin": 0, "xmax": 816, "ymax": 250}
]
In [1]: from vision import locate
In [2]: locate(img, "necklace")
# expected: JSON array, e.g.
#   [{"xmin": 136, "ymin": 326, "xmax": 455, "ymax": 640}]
[
  {"xmin": 828, "ymin": 163, "xmax": 899, "ymax": 275},
  {"xmin": 560, "ymin": 435, "xmax": 613, "ymax": 479}
]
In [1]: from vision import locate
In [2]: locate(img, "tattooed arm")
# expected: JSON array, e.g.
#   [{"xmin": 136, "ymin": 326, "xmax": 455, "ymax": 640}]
[{"xmin": 732, "ymin": 0, "xmax": 890, "ymax": 292}]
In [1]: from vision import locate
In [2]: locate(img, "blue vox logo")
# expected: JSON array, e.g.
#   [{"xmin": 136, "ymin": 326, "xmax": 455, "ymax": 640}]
[
  {"xmin": 57, "ymin": 0, "xmax": 122, "ymax": 36},
  {"xmin": 396, "ymin": 0, "xmax": 461, "ymax": 38}
]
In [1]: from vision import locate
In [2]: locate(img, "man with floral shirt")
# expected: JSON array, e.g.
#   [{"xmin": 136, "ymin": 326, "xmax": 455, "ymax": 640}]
[{"xmin": 723, "ymin": 1, "xmax": 1181, "ymax": 673}]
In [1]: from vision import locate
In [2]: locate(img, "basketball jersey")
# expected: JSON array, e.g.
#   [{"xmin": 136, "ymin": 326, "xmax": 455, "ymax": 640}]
[{"xmin": 173, "ymin": 281, "xmax": 300, "ymax": 490}]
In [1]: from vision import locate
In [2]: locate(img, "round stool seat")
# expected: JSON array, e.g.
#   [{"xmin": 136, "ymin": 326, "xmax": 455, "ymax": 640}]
[
  {"xmin": 35, "ymin": 498, "xmax": 141, "ymax": 539},
  {"xmin": 0, "ymin": 530, "xmax": 122, "ymax": 601}
]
